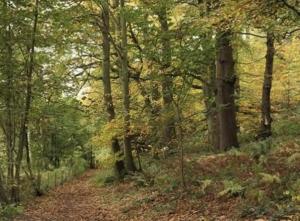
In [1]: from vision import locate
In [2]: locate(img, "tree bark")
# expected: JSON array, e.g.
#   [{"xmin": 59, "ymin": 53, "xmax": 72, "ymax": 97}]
[
  {"xmin": 120, "ymin": 0, "xmax": 136, "ymax": 172},
  {"xmin": 100, "ymin": 0, "xmax": 125, "ymax": 178},
  {"xmin": 216, "ymin": 31, "xmax": 239, "ymax": 150},
  {"xmin": 259, "ymin": 33, "xmax": 275, "ymax": 139},
  {"xmin": 203, "ymin": 64, "xmax": 220, "ymax": 149},
  {"xmin": 2, "ymin": 1, "xmax": 15, "ymax": 201},
  {"xmin": 173, "ymin": 102, "xmax": 186, "ymax": 189},
  {"xmin": 158, "ymin": 5, "xmax": 176, "ymax": 147},
  {"xmin": 14, "ymin": 0, "xmax": 39, "ymax": 202},
  {"xmin": 0, "ymin": 167, "xmax": 8, "ymax": 204},
  {"xmin": 25, "ymin": 130, "xmax": 42, "ymax": 196}
]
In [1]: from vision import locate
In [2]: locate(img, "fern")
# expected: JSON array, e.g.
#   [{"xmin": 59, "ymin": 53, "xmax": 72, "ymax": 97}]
[
  {"xmin": 200, "ymin": 179, "xmax": 212, "ymax": 194},
  {"xmin": 259, "ymin": 172, "xmax": 281, "ymax": 184},
  {"xmin": 287, "ymin": 152, "xmax": 300, "ymax": 167},
  {"xmin": 218, "ymin": 180, "xmax": 245, "ymax": 197}
]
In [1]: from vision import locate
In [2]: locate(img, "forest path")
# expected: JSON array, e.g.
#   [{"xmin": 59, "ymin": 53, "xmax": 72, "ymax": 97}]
[{"xmin": 14, "ymin": 170, "xmax": 115, "ymax": 221}]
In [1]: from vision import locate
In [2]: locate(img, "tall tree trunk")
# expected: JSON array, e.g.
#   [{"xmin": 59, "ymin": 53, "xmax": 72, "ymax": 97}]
[
  {"xmin": 216, "ymin": 31, "xmax": 239, "ymax": 150},
  {"xmin": 120, "ymin": 0, "xmax": 136, "ymax": 172},
  {"xmin": 203, "ymin": 63, "xmax": 220, "ymax": 149},
  {"xmin": 14, "ymin": 0, "xmax": 39, "ymax": 202},
  {"xmin": 2, "ymin": 1, "xmax": 15, "ymax": 201},
  {"xmin": 259, "ymin": 33, "xmax": 275, "ymax": 139},
  {"xmin": 100, "ymin": 0, "xmax": 125, "ymax": 178},
  {"xmin": 158, "ymin": 5, "xmax": 176, "ymax": 147}
]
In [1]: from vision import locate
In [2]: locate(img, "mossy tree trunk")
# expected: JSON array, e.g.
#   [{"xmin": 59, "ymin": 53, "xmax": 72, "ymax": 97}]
[{"xmin": 100, "ymin": 0, "xmax": 126, "ymax": 178}]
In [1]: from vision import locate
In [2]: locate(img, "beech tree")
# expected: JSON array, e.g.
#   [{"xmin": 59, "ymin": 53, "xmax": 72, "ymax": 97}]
[
  {"xmin": 157, "ymin": 2, "xmax": 176, "ymax": 147},
  {"xmin": 100, "ymin": 0, "xmax": 125, "ymax": 178},
  {"xmin": 119, "ymin": 0, "xmax": 136, "ymax": 172},
  {"xmin": 216, "ymin": 31, "xmax": 239, "ymax": 150}
]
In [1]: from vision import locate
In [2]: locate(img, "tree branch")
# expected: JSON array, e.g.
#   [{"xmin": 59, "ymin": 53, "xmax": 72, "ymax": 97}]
[{"xmin": 279, "ymin": 0, "xmax": 300, "ymax": 16}]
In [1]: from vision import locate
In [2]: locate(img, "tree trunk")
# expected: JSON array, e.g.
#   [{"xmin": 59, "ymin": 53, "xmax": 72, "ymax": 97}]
[
  {"xmin": 100, "ymin": 0, "xmax": 126, "ymax": 178},
  {"xmin": 216, "ymin": 31, "xmax": 239, "ymax": 150},
  {"xmin": 259, "ymin": 33, "xmax": 275, "ymax": 139},
  {"xmin": 203, "ymin": 64, "xmax": 220, "ymax": 149},
  {"xmin": 120, "ymin": 0, "xmax": 136, "ymax": 172},
  {"xmin": 14, "ymin": 0, "xmax": 39, "ymax": 202},
  {"xmin": 158, "ymin": 5, "xmax": 176, "ymax": 147},
  {"xmin": 25, "ymin": 129, "xmax": 42, "ymax": 196},
  {"xmin": 2, "ymin": 1, "xmax": 15, "ymax": 201},
  {"xmin": 0, "ymin": 167, "xmax": 8, "ymax": 204},
  {"xmin": 173, "ymin": 102, "xmax": 186, "ymax": 189}
]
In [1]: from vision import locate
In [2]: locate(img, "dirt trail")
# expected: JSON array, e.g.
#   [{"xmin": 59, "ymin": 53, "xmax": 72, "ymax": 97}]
[{"xmin": 14, "ymin": 170, "xmax": 115, "ymax": 221}]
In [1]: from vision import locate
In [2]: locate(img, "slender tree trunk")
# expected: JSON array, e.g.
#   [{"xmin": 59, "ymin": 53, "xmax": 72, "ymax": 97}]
[
  {"xmin": 1, "ymin": 0, "xmax": 16, "ymax": 202},
  {"xmin": 203, "ymin": 64, "xmax": 220, "ymax": 149},
  {"xmin": 14, "ymin": 0, "xmax": 39, "ymax": 202},
  {"xmin": 25, "ymin": 130, "xmax": 42, "ymax": 196},
  {"xmin": 120, "ymin": 0, "xmax": 136, "ymax": 172},
  {"xmin": 25, "ymin": 131, "xmax": 33, "ymax": 178},
  {"xmin": 0, "ymin": 167, "xmax": 8, "ymax": 204},
  {"xmin": 216, "ymin": 31, "xmax": 239, "ymax": 150},
  {"xmin": 259, "ymin": 33, "xmax": 275, "ymax": 139},
  {"xmin": 174, "ymin": 102, "xmax": 186, "ymax": 189},
  {"xmin": 158, "ymin": 6, "xmax": 176, "ymax": 147},
  {"xmin": 200, "ymin": 2, "xmax": 220, "ymax": 150},
  {"xmin": 100, "ymin": 0, "xmax": 125, "ymax": 178}
]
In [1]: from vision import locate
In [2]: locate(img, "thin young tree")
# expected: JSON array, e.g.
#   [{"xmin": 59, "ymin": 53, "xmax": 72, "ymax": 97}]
[
  {"xmin": 259, "ymin": 32, "xmax": 275, "ymax": 139},
  {"xmin": 14, "ymin": 0, "xmax": 39, "ymax": 202}
]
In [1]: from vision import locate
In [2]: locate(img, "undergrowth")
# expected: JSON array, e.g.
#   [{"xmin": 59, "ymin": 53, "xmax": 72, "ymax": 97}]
[
  {"xmin": 89, "ymin": 115, "xmax": 300, "ymax": 220},
  {"xmin": 0, "ymin": 204, "xmax": 23, "ymax": 221}
]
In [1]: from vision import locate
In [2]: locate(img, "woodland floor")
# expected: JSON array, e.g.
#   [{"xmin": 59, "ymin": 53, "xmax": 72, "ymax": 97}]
[
  {"xmin": 12, "ymin": 136, "xmax": 300, "ymax": 221},
  {"xmin": 13, "ymin": 168, "xmax": 245, "ymax": 221},
  {"xmin": 12, "ymin": 164, "xmax": 300, "ymax": 221},
  {"xmin": 13, "ymin": 170, "xmax": 115, "ymax": 221}
]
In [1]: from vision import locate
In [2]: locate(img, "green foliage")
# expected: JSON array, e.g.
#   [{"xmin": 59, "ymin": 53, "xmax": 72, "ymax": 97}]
[
  {"xmin": 245, "ymin": 188, "xmax": 266, "ymax": 203},
  {"xmin": 154, "ymin": 173, "xmax": 180, "ymax": 192},
  {"xmin": 40, "ymin": 153, "xmax": 88, "ymax": 191},
  {"xmin": 91, "ymin": 169, "xmax": 116, "ymax": 187},
  {"xmin": 218, "ymin": 180, "xmax": 245, "ymax": 198},
  {"xmin": 0, "ymin": 205, "xmax": 23, "ymax": 220},
  {"xmin": 259, "ymin": 172, "xmax": 281, "ymax": 185},
  {"xmin": 199, "ymin": 179, "xmax": 212, "ymax": 195},
  {"xmin": 273, "ymin": 119, "xmax": 300, "ymax": 137},
  {"xmin": 287, "ymin": 152, "xmax": 300, "ymax": 167},
  {"xmin": 290, "ymin": 179, "xmax": 300, "ymax": 203},
  {"xmin": 94, "ymin": 148, "xmax": 116, "ymax": 169},
  {"xmin": 248, "ymin": 139, "xmax": 273, "ymax": 160}
]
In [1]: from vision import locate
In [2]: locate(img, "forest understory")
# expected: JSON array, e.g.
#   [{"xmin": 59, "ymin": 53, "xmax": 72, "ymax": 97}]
[{"xmin": 12, "ymin": 125, "xmax": 300, "ymax": 221}]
